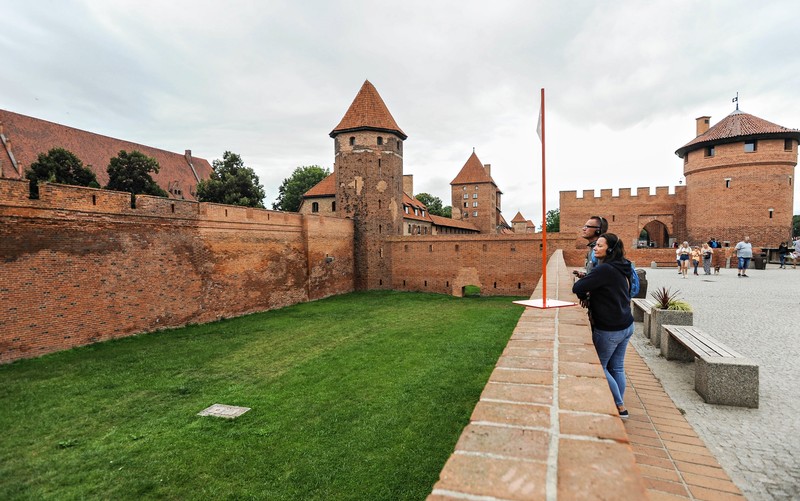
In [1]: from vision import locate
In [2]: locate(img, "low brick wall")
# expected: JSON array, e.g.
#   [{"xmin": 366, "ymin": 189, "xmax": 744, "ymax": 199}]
[{"xmin": 428, "ymin": 250, "xmax": 648, "ymax": 500}]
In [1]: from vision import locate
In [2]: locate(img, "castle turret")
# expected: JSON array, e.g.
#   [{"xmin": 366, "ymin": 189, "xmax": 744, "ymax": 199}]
[
  {"xmin": 676, "ymin": 109, "xmax": 800, "ymax": 245},
  {"xmin": 450, "ymin": 151, "xmax": 502, "ymax": 233},
  {"xmin": 330, "ymin": 80, "xmax": 406, "ymax": 290}
]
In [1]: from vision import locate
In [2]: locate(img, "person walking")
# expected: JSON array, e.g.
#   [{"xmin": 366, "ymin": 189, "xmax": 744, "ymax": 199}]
[
  {"xmin": 777, "ymin": 241, "xmax": 789, "ymax": 269},
  {"xmin": 793, "ymin": 236, "xmax": 800, "ymax": 269},
  {"xmin": 677, "ymin": 241, "xmax": 691, "ymax": 278},
  {"xmin": 702, "ymin": 243, "xmax": 713, "ymax": 275},
  {"xmin": 735, "ymin": 236, "xmax": 753, "ymax": 277},
  {"xmin": 572, "ymin": 232, "xmax": 635, "ymax": 420},
  {"xmin": 691, "ymin": 246, "xmax": 701, "ymax": 275}
]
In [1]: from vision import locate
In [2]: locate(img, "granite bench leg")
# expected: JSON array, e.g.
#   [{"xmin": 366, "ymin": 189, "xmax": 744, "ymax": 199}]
[
  {"xmin": 643, "ymin": 310, "xmax": 652, "ymax": 341},
  {"xmin": 695, "ymin": 357, "xmax": 759, "ymax": 408},
  {"xmin": 632, "ymin": 306, "xmax": 644, "ymax": 323},
  {"xmin": 660, "ymin": 331, "xmax": 695, "ymax": 361}
]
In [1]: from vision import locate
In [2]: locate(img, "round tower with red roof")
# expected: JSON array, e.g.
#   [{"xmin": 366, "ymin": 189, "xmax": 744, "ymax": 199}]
[
  {"xmin": 676, "ymin": 109, "xmax": 799, "ymax": 245},
  {"xmin": 329, "ymin": 80, "xmax": 407, "ymax": 290}
]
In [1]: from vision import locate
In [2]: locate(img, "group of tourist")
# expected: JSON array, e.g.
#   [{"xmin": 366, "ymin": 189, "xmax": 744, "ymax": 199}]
[
  {"xmin": 675, "ymin": 238, "xmax": 723, "ymax": 277},
  {"xmin": 777, "ymin": 237, "xmax": 800, "ymax": 269}
]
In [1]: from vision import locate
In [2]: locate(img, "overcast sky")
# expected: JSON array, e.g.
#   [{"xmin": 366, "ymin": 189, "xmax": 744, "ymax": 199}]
[{"xmin": 3, "ymin": 0, "xmax": 799, "ymax": 222}]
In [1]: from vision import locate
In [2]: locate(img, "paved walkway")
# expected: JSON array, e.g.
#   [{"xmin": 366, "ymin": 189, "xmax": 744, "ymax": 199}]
[{"xmin": 630, "ymin": 265, "xmax": 800, "ymax": 500}]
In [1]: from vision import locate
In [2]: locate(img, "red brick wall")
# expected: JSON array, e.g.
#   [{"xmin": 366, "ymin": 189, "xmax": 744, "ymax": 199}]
[
  {"xmin": 560, "ymin": 186, "xmax": 687, "ymax": 249},
  {"xmin": 389, "ymin": 234, "xmax": 556, "ymax": 297},
  {"xmin": 0, "ymin": 179, "xmax": 353, "ymax": 363}
]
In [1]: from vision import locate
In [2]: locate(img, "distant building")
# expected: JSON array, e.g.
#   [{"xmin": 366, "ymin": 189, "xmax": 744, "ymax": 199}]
[{"xmin": 0, "ymin": 109, "xmax": 212, "ymax": 200}]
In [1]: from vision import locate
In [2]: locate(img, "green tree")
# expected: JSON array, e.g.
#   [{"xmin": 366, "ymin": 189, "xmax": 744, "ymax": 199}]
[
  {"xmin": 545, "ymin": 208, "xmax": 560, "ymax": 232},
  {"xmin": 441, "ymin": 206, "xmax": 452, "ymax": 218},
  {"xmin": 414, "ymin": 193, "xmax": 449, "ymax": 217},
  {"xmin": 25, "ymin": 147, "xmax": 99, "ymax": 187},
  {"xmin": 105, "ymin": 150, "xmax": 168, "ymax": 196},
  {"xmin": 196, "ymin": 151, "xmax": 266, "ymax": 208},
  {"xmin": 273, "ymin": 165, "xmax": 330, "ymax": 212},
  {"xmin": 793, "ymin": 214, "xmax": 799, "ymax": 237}
]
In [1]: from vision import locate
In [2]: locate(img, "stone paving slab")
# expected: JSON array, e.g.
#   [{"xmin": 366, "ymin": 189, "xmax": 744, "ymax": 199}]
[{"xmin": 631, "ymin": 266, "xmax": 800, "ymax": 500}]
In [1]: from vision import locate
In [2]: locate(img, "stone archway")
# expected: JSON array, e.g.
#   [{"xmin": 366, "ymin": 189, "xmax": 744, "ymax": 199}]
[
  {"xmin": 452, "ymin": 267, "xmax": 481, "ymax": 297},
  {"xmin": 641, "ymin": 220, "xmax": 670, "ymax": 248}
]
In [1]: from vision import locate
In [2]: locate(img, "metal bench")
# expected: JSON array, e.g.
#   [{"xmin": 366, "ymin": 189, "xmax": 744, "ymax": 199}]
[
  {"xmin": 661, "ymin": 324, "xmax": 759, "ymax": 408},
  {"xmin": 631, "ymin": 298, "xmax": 657, "ymax": 323}
]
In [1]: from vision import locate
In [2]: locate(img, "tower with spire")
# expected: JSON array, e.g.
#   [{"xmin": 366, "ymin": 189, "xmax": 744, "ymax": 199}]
[
  {"xmin": 329, "ymin": 80, "xmax": 407, "ymax": 290},
  {"xmin": 450, "ymin": 151, "xmax": 503, "ymax": 234}
]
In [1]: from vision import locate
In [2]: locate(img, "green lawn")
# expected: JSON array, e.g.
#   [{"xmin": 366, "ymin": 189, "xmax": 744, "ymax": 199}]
[{"xmin": 0, "ymin": 291, "xmax": 524, "ymax": 500}]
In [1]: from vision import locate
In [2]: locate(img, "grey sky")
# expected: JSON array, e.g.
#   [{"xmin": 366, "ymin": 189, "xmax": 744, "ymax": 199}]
[{"xmin": 3, "ymin": 0, "xmax": 799, "ymax": 222}]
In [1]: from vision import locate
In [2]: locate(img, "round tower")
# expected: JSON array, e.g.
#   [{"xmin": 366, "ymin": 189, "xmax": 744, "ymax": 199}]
[
  {"xmin": 676, "ymin": 109, "xmax": 799, "ymax": 246},
  {"xmin": 330, "ymin": 80, "xmax": 406, "ymax": 290}
]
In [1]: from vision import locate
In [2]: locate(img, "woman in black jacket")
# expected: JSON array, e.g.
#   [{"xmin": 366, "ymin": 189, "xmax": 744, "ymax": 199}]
[{"xmin": 572, "ymin": 233, "xmax": 635, "ymax": 419}]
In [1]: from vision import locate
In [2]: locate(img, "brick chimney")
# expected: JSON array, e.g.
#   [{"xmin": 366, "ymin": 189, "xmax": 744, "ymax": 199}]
[
  {"xmin": 184, "ymin": 149, "xmax": 192, "ymax": 163},
  {"xmin": 403, "ymin": 174, "xmax": 413, "ymax": 195},
  {"xmin": 696, "ymin": 116, "xmax": 711, "ymax": 137},
  {"xmin": 484, "ymin": 164, "xmax": 491, "ymax": 177}
]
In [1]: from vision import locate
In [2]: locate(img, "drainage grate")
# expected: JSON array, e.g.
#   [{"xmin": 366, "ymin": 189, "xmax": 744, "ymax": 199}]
[{"xmin": 197, "ymin": 403, "xmax": 251, "ymax": 419}]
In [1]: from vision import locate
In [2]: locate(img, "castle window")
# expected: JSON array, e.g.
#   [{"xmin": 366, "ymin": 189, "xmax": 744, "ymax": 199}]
[
  {"xmin": 473, "ymin": 193, "xmax": 478, "ymax": 199},
  {"xmin": 785, "ymin": 139, "xmax": 793, "ymax": 151},
  {"xmin": 349, "ymin": 136, "xmax": 355, "ymax": 146},
  {"xmin": 404, "ymin": 244, "xmax": 408, "ymax": 252},
  {"xmin": 473, "ymin": 211, "xmax": 478, "ymax": 217},
  {"xmin": 331, "ymin": 201, "xmax": 336, "ymax": 211},
  {"xmin": 463, "ymin": 194, "xmax": 469, "ymax": 199},
  {"xmin": 455, "ymin": 245, "xmax": 459, "ymax": 252},
  {"xmin": 408, "ymin": 224, "xmax": 412, "ymax": 233},
  {"xmin": 421, "ymin": 210, "xmax": 426, "ymax": 217},
  {"xmin": 404, "ymin": 206, "xmax": 409, "ymax": 214},
  {"xmin": 463, "ymin": 202, "xmax": 468, "ymax": 208},
  {"xmin": 378, "ymin": 199, "xmax": 382, "ymax": 209},
  {"xmin": 475, "ymin": 186, "xmax": 479, "ymax": 190},
  {"xmin": 312, "ymin": 202, "xmax": 319, "ymax": 213},
  {"xmin": 790, "ymin": 176, "xmax": 793, "ymax": 186},
  {"xmin": 769, "ymin": 208, "xmax": 774, "ymax": 219},
  {"xmin": 429, "ymin": 244, "xmax": 433, "ymax": 252},
  {"xmin": 705, "ymin": 146, "xmax": 715, "ymax": 157},
  {"xmin": 725, "ymin": 178, "xmax": 731, "ymax": 188},
  {"xmin": 379, "ymin": 247, "xmax": 383, "ymax": 258},
  {"xmin": 397, "ymin": 140, "xmax": 402, "ymax": 151},
  {"xmin": 377, "ymin": 136, "xmax": 383, "ymax": 145},
  {"xmin": 744, "ymin": 140, "xmax": 757, "ymax": 152},
  {"xmin": 472, "ymin": 202, "xmax": 478, "ymax": 207},
  {"xmin": 379, "ymin": 224, "xmax": 382, "ymax": 234},
  {"xmin": 414, "ymin": 208, "xmax": 419, "ymax": 216},
  {"xmin": 92, "ymin": 195, "xmax": 97, "ymax": 205},
  {"xmin": 463, "ymin": 211, "xmax": 469, "ymax": 218},
  {"xmin": 463, "ymin": 186, "xmax": 467, "ymax": 191}
]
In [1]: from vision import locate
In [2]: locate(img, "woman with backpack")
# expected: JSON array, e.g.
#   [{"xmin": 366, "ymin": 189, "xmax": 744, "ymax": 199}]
[{"xmin": 572, "ymin": 232, "xmax": 635, "ymax": 420}]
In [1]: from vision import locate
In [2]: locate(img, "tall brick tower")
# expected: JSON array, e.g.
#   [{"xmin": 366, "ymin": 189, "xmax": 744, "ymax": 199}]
[
  {"xmin": 450, "ymin": 151, "xmax": 502, "ymax": 233},
  {"xmin": 330, "ymin": 80, "xmax": 407, "ymax": 290},
  {"xmin": 676, "ymin": 109, "xmax": 800, "ymax": 245}
]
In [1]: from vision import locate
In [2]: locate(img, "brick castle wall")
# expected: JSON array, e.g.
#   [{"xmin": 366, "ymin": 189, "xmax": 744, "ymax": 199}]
[{"xmin": 0, "ymin": 179, "xmax": 353, "ymax": 363}]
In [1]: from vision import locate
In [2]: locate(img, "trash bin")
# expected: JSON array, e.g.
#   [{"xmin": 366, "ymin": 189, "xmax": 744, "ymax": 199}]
[{"xmin": 752, "ymin": 253, "xmax": 767, "ymax": 270}]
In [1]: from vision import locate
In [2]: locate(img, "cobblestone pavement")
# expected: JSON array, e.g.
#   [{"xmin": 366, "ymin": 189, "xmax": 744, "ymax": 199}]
[{"xmin": 629, "ymin": 264, "xmax": 800, "ymax": 501}]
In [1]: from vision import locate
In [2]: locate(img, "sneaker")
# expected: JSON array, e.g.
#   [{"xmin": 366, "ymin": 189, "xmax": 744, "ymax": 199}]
[
  {"xmin": 742, "ymin": 274, "xmax": 748, "ymax": 277},
  {"xmin": 619, "ymin": 409, "xmax": 629, "ymax": 420}
]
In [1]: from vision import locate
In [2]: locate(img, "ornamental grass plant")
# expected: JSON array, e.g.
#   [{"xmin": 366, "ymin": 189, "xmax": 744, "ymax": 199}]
[{"xmin": 0, "ymin": 291, "xmax": 524, "ymax": 500}]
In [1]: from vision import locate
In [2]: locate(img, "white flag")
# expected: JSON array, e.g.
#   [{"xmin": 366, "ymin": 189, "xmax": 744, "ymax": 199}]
[{"xmin": 536, "ymin": 107, "xmax": 542, "ymax": 141}]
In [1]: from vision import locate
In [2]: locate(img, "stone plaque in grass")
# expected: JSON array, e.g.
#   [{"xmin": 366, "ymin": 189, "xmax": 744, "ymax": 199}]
[{"xmin": 197, "ymin": 404, "xmax": 251, "ymax": 419}]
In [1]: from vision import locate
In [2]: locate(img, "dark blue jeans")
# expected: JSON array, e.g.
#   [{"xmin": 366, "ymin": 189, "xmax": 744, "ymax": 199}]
[
  {"xmin": 738, "ymin": 257, "xmax": 751, "ymax": 271},
  {"xmin": 592, "ymin": 323, "xmax": 634, "ymax": 406}
]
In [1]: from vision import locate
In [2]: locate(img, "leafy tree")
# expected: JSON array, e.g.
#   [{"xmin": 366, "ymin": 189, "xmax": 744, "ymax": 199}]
[
  {"xmin": 441, "ymin": 206, "xmax": 452, "ymax": 218},
  {"xmin": 273, "ymin": 165, "xmax": 330, "ymax": 212},
  {"xmin": 196, "ymin": 151, "xmax": 266, "ymax": 208},
  {"xmin": 793, "ymin": 215, "xmax": 799, "ymax": 237},
  {"xmin": 414, "ymin": 193, "xmax": 449, "ymax": 217},
  {"xmin": 25, "ymin": 147, "xmax": 99, "ymax": 187},
  {"xmin": 105, "ymin": 150, "xmax": 168, "ymax": 196},
  {"xmin": 545, "ymin": 208, "xmax": 560, "ymax": 233}
]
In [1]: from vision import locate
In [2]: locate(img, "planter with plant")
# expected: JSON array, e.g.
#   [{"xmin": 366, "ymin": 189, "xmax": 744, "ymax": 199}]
[{"xmin": 648, "ymin": 287, "xmax": 693, "ymax": 348}]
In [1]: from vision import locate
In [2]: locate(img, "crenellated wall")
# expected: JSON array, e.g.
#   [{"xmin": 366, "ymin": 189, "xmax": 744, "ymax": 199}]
[
  {"xmin": 560, "ymin": 186, "xmax": 687, "ymax": 249},
  {"xmin": 0, "ymin": 179, "xmax": 354, "ymax": 363}
]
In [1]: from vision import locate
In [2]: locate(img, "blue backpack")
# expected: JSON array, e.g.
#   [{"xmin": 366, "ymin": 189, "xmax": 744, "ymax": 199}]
[{"xmin": 591, "ymin": 251, "xmax": 640, "ymax": 298}]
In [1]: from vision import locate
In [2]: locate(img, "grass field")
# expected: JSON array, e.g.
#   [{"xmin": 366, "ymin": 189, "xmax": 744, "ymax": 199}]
[{"xmin": 0, "ymin": 290, "xmax": 524, "ymax": 500}]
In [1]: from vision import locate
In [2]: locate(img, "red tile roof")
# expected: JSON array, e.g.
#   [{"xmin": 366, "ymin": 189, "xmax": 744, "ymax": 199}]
[
  {"xmin": 303, "ymin": 173, "xmax": 336, "ymax": 198},
  {"xmin": 0, "ymin": 109, "xmax": 212, "ymax": 200},
  {"xmin": 511, "ymin": 211, "xmax": 527, "ymax": 223},
  {"xmin": 429, "ymin": 214, "xmax": 479, "ymax": 231},
  {"xmin": 676, "ymin": 109, "xmax": 800, "ymax": 158},
  {"xmin": 450, "ymin": 151, "xmax": 496, "ymax": 186},
  {"xmin": 330, "ymin": 80, "xmax": 407, "ymax": 140},
  {"xmin": 403, "ymin": 192, "xmax": 432, "ymax": 222}
]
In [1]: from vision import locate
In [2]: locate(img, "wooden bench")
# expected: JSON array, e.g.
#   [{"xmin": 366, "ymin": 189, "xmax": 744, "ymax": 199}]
[
  {"xmin": 631, "ymin": 298, "xmax": 657, "ymax": 323},
  {"xmin": 661, "ymin": 325, "xmax": 759, "ymax": 408}
]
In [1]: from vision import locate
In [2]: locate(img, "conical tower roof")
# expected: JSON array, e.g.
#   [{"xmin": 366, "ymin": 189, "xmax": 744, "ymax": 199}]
[
  {"xmin": 450, "ymin": 151, "xmax": 496, "ymax": 185},
  {"xmin": 511, "ymin": 211, "xmax": 527, "ymax": 223},
  {"xmin": 330, "ymin": 80, "xmax": 407, "ymax": 139},
  {"xmin": 676, "ymin": 109, "xmax": 800, "ymax": 158}
]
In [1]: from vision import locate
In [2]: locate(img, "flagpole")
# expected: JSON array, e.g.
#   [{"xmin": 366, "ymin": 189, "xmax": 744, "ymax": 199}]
[{"xmin": 540, "ymin": 88, "xmax": 547, "ymax": 307}]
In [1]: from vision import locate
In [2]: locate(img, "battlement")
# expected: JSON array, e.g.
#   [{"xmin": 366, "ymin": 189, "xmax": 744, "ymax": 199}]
[
  {"xmin": 0, "ymin": 178, "xmax": 301, "ymax": 226},
  {"xmin": 561, "ymin": 185, "xmax": 686, "ymax": 201}
]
